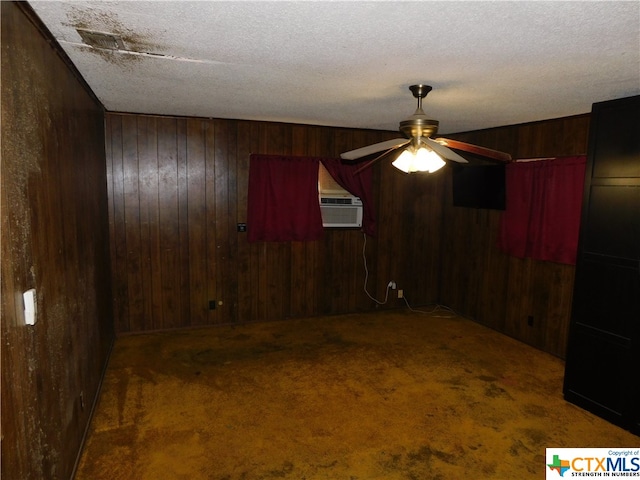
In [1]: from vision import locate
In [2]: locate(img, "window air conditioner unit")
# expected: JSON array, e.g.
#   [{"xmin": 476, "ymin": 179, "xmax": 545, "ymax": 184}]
[{"xmin": 319, "ymin": 195, "xmax": 363, "ymax": 228}]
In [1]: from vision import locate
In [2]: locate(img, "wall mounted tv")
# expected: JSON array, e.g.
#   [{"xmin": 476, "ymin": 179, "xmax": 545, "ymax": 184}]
[{"xmin": 451, "ymin": 164, "xmax": 506, "ymax": 210}]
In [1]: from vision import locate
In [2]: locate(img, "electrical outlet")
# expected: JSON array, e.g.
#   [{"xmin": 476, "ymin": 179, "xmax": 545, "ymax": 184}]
[
  {"xmin": 527, "ymin": 315, "xmax": 534, "ymax": 326},
  {"xmin": 398, "ymin": 289, "xmax": 403, "ymax": 299}
]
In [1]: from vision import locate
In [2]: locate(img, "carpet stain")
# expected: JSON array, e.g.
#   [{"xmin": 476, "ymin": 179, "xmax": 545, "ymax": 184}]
[
  {"xmin": 522, "ymin": 427, "xmax": 548, "ymax": 447},
  {"xmin": 484, "ymin": 382, "xmax": 511, "ymax": 398},
  {"xmin": 76, "ymin": 311, "xmax": 639, "ymax": 480},
  {"xmin": 266, "ymin": 461, "xmax": 294, "ymax": 477},
  {"xmin": 522, "ymin": 403, "xmax": 549, "ymax": 418}
]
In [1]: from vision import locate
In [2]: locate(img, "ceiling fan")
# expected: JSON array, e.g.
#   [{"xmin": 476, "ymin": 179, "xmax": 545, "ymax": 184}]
[{"xmin": 341, "ymin": 85, "xmax": 512, "ymax": 174}]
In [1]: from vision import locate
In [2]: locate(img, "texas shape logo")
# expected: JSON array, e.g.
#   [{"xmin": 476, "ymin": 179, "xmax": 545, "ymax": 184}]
[{"xmin": 547, "ymin": 455, "xmax": 571, "ymax": 477}]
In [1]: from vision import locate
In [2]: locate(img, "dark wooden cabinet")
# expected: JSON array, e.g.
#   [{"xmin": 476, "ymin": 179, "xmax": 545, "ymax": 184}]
[{"xmin": 563, "ymin": 95, "xmax": 640, "ymax": 435}]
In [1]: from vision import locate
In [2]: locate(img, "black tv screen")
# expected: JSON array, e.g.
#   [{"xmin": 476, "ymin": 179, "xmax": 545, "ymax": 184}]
[{"xmin": 452, "ymin": 164, "xmax": 506, "ymax": 210}]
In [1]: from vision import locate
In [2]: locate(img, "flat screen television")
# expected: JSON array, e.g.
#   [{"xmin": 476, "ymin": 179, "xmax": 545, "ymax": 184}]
[{"xmin": 452, "ymin": 164, "xmax": 506, "ymax": 210}]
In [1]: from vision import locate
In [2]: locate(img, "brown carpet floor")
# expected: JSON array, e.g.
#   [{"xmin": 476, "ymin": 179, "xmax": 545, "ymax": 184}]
[{"xmin": 75, "ymin": 310, "xmax": 638, "ymax": 479}]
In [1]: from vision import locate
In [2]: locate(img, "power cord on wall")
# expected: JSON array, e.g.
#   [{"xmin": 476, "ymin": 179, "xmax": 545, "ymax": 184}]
[
  {"xmin": 361, "ymin": 233, "xmax": 458, "ymax": 318},
  {"xmin": 362, "ymin": 233, "xmax": 393, "ymax": 305},
  {"xmin": 400, "ymin": 297, "xmax": 458, "ymax": 318}
]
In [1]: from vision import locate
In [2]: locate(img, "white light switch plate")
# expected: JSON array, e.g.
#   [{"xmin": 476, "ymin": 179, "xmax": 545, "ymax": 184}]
[{"xmin": 23, "ymin": 289, "xmax": 36, "ymax": 326}]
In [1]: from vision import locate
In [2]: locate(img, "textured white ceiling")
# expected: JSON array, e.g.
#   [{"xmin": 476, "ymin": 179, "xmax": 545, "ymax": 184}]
[{"xmin": 28, "ymin": 1, "xmax": 640, "ymax": 134}]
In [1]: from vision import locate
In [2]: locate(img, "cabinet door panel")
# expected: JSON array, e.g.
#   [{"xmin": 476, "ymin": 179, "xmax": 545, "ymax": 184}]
[
  {"xmin": 572, "ymin": 259, "xmax": 640, "ymax": 338},
  {"xmin": 564, "ymin": 328, "xmax": 630, "ymax": 421},
  {"xmin": 585, "ymin": 185, "xmax": 640, "ymax": 259},
  {"xmin": 591, "ymin": 101, "xmax": 640, "ymax": 178}
]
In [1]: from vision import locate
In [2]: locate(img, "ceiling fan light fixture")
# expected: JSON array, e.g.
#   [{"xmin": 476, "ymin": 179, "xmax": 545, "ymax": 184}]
[
  {"xmin": 392, "ymin": 146, "xmax": 445, "ymax": 174},
  {"xmin": 341, "ymin": 84, "xmax": 509, "ymax": 174}
]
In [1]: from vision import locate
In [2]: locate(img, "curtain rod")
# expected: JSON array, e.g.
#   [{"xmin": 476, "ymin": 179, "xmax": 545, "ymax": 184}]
[{"xmin": 515, "ymin": 154, "xmax": 587, "ymax": 162}]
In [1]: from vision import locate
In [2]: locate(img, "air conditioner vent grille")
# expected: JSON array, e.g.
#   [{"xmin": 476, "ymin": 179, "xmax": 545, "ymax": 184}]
[
  {"xmin": 321, "ymin": 197, "xmax": 355, "ymax": 205},
  {"xmin": 319, "ymin": 195, "xmax": 363, "ymax": 228}
]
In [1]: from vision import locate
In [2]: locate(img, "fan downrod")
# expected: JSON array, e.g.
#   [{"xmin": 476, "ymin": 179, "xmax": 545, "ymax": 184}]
[
  {"xmin": 399, "ymin": 84, "xmax": 439, "ymax": 139},
  {"xmin": 409, "ymin": 84, "xmax": 432, "ymax": 100}
]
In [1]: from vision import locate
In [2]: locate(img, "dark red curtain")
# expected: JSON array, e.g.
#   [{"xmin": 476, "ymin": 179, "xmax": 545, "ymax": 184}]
[
  {"xmin": 247, "ymin": 154, "xmax": 324, "ymax": 242},
  {"xmin": 498, "ymin": 156, "xmax": 587, "ymax": 265},
  {"xmin": 320, "ymin": 157, "xmax": 376, "ymax": 237}
]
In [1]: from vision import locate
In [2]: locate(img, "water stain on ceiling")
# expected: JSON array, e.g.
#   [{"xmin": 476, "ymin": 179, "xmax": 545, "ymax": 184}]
[
  {"xmin": 27, "ymin": 1, "xmax": 640, "ymax": 134},
  {"xmin": 64, "ymin": 7, "xmax": 162, "ymax": 67}
]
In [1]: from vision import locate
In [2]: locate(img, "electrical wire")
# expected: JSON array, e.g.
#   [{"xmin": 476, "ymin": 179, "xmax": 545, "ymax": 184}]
[
  {"xmin": 399, "ymin": 297, "xmax": 458, "ymax": 318},
  {"xmin": 361, "ymin": 233, "xmax": 459, "ymax": 317},
  {"xmin": 362, "ymin": 233, "xmax": 392, "ymax": 305}
]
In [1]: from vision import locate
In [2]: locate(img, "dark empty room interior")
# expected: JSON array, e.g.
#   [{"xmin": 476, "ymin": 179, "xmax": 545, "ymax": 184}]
[{"xmin": 2, "ymin": 2, "xmax": 639, "ymax": 479}]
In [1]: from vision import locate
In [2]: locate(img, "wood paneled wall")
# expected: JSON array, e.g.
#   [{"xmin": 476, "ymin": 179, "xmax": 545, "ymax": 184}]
[
  {"xmin": 1, "ymin": 3, "xmax": 114, "ymax": 479},
  {"xmin": 441, "ymin": 115, "xmax": 591, "ymax": 358},
  {"xmin": 106, "ymin": 114, "xmax": 448, "ymax": 332},
  {"xmin": 0, "ymin": 3, "xmax": 595, "ymax": 477},
  {"xmin": 106, "ymin": 112, "xmax": 590, "ymax": 359}
]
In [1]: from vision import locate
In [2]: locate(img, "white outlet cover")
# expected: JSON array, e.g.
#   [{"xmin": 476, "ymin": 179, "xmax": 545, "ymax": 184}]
[{"xmin": 23, "ymin": 289, "xmax": 36, "ymax": 326}]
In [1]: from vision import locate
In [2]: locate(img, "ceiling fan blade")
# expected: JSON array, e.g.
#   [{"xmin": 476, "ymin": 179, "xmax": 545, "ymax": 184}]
[
  {"xmin": 423, "ymin": 137, "xmax": 469, "ymax": 164},
  {"xmin": 341, "ymin": 138, "xmax": 409, "ymax": 161},
  {"xmin": 433, "ymin": 138, "xmax": 512, "ymax": 162},
  {"xmin": 353, "ymin": 144, "xmax": 405, "ymax": 174}
]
